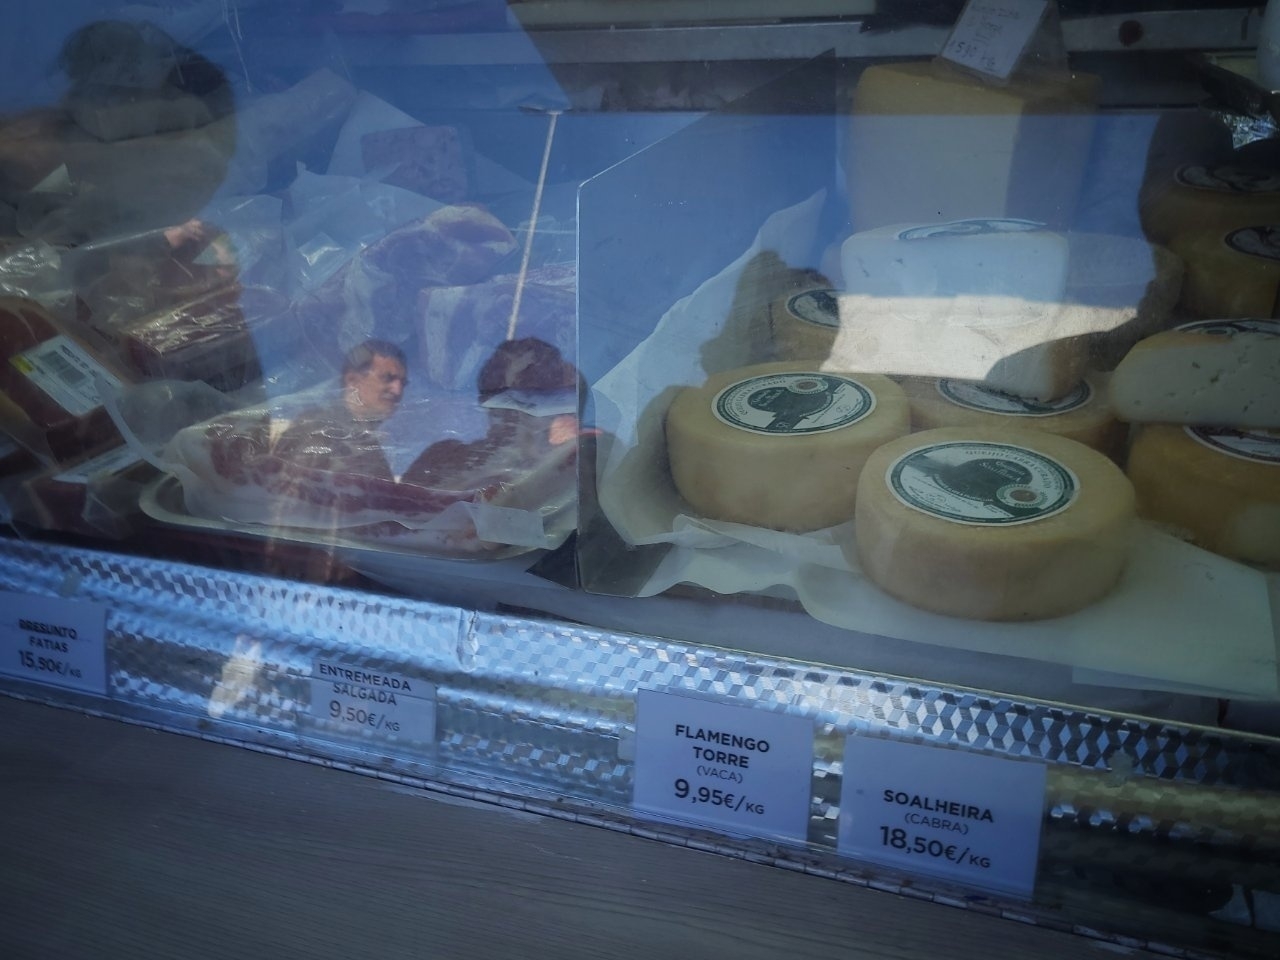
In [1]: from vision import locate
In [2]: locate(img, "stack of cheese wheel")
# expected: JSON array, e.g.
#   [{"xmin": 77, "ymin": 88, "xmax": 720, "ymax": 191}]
[
  {"xmin": 1141, "ymin": 164, "xmax": 1280, "ymax": 318},
  {"xmin": 900, "ymin": 376, "xmax": 1125, "ymax": 461},
  {"xmin": 664, "ymin": 361, "xmax": 909, "ymax": 532},
  {"xmin": 846, "ymin": 427, "xmax": 1136, "ymax": 620},
  {"xmin": 1113, "ymin": 318, "xmax": 1280, "ymax": 568}
]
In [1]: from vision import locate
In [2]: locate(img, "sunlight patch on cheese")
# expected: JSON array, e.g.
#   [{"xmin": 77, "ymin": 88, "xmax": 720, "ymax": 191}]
[{"xmin": 1110, "ymin": 318, "xmax": 1280, "ymax": 427}]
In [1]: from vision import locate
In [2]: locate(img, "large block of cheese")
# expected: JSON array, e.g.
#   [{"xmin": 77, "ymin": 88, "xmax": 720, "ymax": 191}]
[
  {"xmin": 841, "ymin": 218, "xmax": 1069, "ymax": 302},
  {"xmin": 1128, "ymin": 425, "xmax": 1280, "ymax": 568},
  {"xmin": 1110, "ymin": 318, "xmax": 1280, "ymax": 427},
  {"xmin": 1171, "ymin": 225, "xmax": 1280, "ymax": 319},
  {"xmin": 847, "ymin": 61, "xmax": 1099, "ymax": 232},
  {"xmin": 664, "ymin": 361, "xmax": 909, "ymax": 532},
  {"xmin": 1139, "ymin": 164, "xmax": 1280, "ymax": 247},
  {"xmin": 826, "ymin": 292, "xmax": 1126, "ymax": 401},
  {"xmin": 847, "ymin": 427, "xmax": 1136, "ymax": 620}
]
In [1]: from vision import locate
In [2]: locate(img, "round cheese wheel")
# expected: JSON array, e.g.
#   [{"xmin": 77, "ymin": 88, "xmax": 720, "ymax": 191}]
[
  {"xmin": 1171, "ymin": 225, "xmax": 1280, "ymax": 319},
  {"xmin": 664, "ymin": 361, "xmax": 909, "ymax": 532},
  {"xmin": 1140, "ymin": 164, "xmax": 1280, "ymax": 247},
  {"xmin": 769, "ymin": 285, "xmax": 841, "ymax": 362},
  {"xmin": 1127, "ymin": 425, "xmax": 1280, "ymax": 568},
  {"xmin": 901, "ymin": 375, "xmax": 1124, "ymax": 459},
  {"xmin": 848, "ymin": 427, "xmax": 1136, "ymax": 620}
]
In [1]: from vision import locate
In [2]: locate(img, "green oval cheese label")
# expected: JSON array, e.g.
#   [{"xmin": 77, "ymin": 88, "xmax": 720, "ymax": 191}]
[
  {"xmin": 713, "ymin": 372, "xmax": 875, "ymax": 436},
  {"xmin": 887, "ymin": 441, "xmax": 1077, "ymax": 526},
  {"xmin": 1177, "ymin": 318, "xmax": 1280, "ymax": 337},
  {"xmin": 1175, "ymin": 165, "xmax": 1280, "ymax": 194},
  {"xmin": 1224, "ymin": 226, "xmax": 1280, "ymax": 262},
  {"xmin": 1186, "ymin": 427, "xmax": 1280, "ymax": 466},
  {"xmin": 785, "ymin": 289, "xmax": 840, "ymax": 329},
  {"xmin": 936, "ymin": 379, "xmax": 1092, "ymax": 418},
  {"xmin": 897, "ymin": 218, "xmax": 1045, "ymax": 241}
]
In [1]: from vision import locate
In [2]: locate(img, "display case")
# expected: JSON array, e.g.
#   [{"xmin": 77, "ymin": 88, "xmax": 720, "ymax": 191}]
[{"xmin": 1, "ymin": 3, "xmax": 1278, "ymax": 957}]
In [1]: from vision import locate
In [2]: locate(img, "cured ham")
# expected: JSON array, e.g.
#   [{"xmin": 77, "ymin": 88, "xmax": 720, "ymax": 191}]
[{"xmin": 162, "ymin": 387, "xmax": 577, "ymax": 554}]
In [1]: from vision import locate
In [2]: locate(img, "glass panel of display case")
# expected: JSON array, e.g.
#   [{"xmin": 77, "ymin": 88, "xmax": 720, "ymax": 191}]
[{"xmin": 0, "ymin": 3, "xmax": 1278, "ymax": 955}]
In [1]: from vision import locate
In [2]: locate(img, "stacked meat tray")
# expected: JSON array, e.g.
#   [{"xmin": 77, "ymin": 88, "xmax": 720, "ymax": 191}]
[{"xmin": 0, "ymin": 54, "xmax": 578, "ymax": 570}]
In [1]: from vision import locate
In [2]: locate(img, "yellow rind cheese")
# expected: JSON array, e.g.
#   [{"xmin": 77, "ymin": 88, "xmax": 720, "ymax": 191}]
[
  {"xmin": 769, "ymin": 285, "xmax": 841, "ymax": 363},
  {"xmin": 665, "ymin": 361, "xmax": 909, "ymax": 532},
  {"xmin": 1170, "ymin": 225, "xmax": 1280, "ymax": 319},
  {"xmin": 901, "ymin": 375, "xmax": 1125, "ymax": 459},
  {"xmin": 848, "ymin": 427, "xmax": 1136, "ymax": 620},
  {"xmin": 1140, "ymin": 164, "xmax": 1280, "ymax": 247},
  {"xmin": 1127, "ymin": 425, "xmax": 1280, "ymax": 568}
]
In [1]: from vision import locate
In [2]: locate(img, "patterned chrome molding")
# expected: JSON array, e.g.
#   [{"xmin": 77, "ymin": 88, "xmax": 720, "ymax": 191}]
[{"xmin": 2, "ymin": 538, "xmax": 1278, "ymax": 955}]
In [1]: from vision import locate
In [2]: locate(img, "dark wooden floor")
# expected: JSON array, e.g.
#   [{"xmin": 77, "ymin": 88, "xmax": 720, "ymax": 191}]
[{"xmin": 0, "ymin": 696, "xmax": 1167, "ymax": 960}]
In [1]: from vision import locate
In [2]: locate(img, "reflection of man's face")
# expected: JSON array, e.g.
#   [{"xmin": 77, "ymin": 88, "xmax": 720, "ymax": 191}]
[{"xmin": 344, "ymin": 354, "xmax": 407, "ymax": 421}]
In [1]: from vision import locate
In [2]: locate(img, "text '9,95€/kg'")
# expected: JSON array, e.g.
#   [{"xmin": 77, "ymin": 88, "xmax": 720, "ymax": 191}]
[{"xmin": 632, "ymin": 689, "xmax": 815, "ymax": 843}]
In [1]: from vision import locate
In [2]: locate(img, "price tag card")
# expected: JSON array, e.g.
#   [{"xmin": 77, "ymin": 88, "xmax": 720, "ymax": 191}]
[
  {"xmin": 0, "ymin": 590, "xmax": 108, "ymax": 696},
  {"xmin": 940, "ymin": 0, "xmax": 1051, "ymax": 81},
  {"xmin": 633, "ymin": 689, "xmax": 814, "ymax": 843},
  {"xmin": 838, "ymin": 736, "xmax": 1046, "ymax": 899},
  {"xmin": 310, "ymin": 660, "xmax": 435, "ymax": 747}
]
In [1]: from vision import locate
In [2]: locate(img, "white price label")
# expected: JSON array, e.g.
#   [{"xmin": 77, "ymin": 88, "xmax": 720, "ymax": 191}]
[
  {"xmin": 310, "ymin": 660, "xmax": 435, "ymax": 746},
  {"xmin": 12, "ymin": 335, "xmax": 121, "ymax": 417},
  {"xmin": 633, "ymin": 689, "xmax": 813, "ymax": 843},
  {"xmin": 940, "ymin": 0, "xmax": 1051, "ymax": 81},
  {"xmin": 0, "ymin": 591, "xmax": 108, "ymax": 695},
  {"xmin": 838, "ymin": 737, "xmax": 1046, "ymax": 899}
]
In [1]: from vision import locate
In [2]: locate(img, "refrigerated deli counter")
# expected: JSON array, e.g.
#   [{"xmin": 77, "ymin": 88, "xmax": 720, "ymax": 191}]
[{"xmin": 1, "ymin": 2, "xmax": 1279, "ymax": 957}]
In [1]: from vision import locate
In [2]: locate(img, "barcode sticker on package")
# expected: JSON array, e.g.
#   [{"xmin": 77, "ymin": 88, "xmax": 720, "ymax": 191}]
[{"xmin": 10, "ymin": 336, "xmax": 123, "ymax": 417}]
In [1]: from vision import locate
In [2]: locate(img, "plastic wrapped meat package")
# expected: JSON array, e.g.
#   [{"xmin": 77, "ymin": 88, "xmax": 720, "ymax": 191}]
[
  {"xmin": 139, "ymin": 377, "xmax": 578, "ymax": 559},
  {"xmin": 589, "ymin": 193, "xmax": 1277, "ymax": 700},
  {"xmin": 0, "ymin": 294, "xmax": 130, "ymax": 463}
]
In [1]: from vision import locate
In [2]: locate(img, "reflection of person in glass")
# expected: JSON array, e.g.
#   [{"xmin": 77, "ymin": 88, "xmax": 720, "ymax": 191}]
[
  {"xmin": 273, "ymin": 340, "xmax": 409, "ymax": 485},
  {"xmin": 342, "ymin": 340, "xmax": 408, "ymax": 422}
]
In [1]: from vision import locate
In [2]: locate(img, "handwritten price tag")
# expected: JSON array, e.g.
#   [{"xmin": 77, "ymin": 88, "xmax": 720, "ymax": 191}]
[
  {"xmin": 941, "ymin": 0, "xmax": 1051, "ymax": 81},
  {"xmin": 839, "ymin": 736, "xmax": 1046, "ymax": 899},
  {"xmin": 633, "ymin": 689, "xmax": 814, "ymax": 843},
  {"xmin": 310, "ymin": 660, "xmax": 435, "ymax": 747},
  {"xmin": 0, "ymin": 590, "xmax": 107, "ymax": 696}
]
